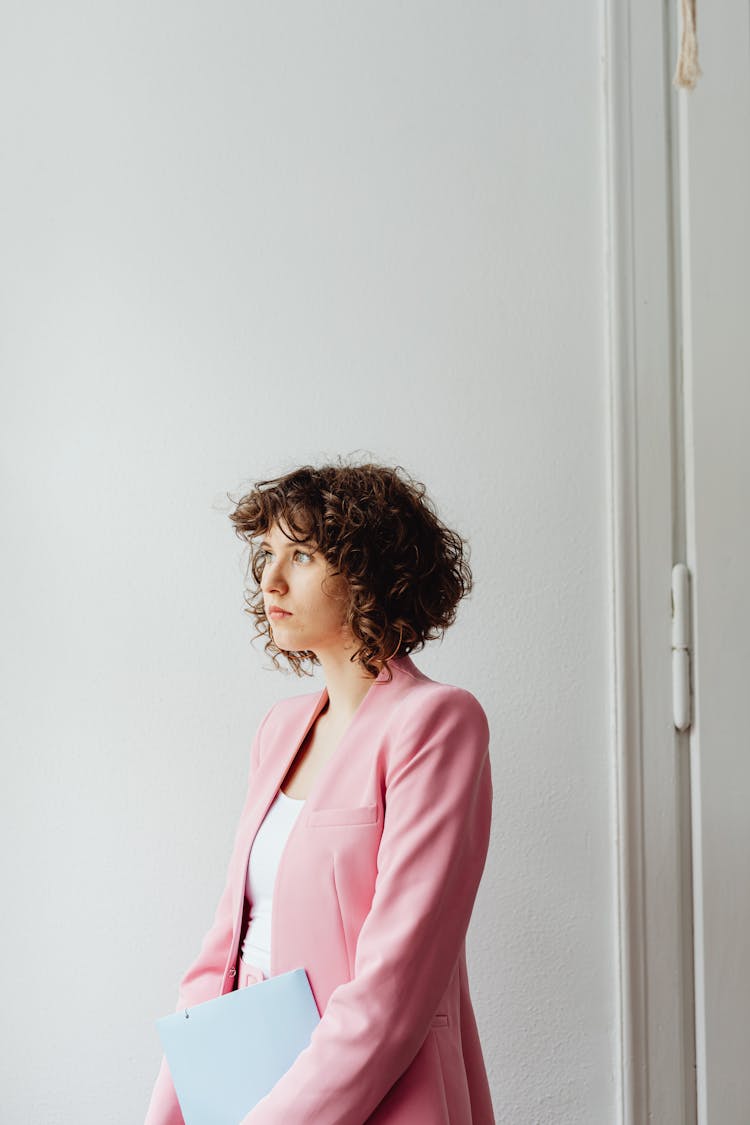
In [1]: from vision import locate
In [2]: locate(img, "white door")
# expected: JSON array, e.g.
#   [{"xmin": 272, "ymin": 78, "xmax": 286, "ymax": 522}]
[{"xmin": 677, "ymin": 2, "xmax": 750, "ymax": 1121}]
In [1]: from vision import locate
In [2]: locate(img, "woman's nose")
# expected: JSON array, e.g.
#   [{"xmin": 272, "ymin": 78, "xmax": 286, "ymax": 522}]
[{"xmin": 261, "ymin": 560, "xmax": 287, "ymax": 593}]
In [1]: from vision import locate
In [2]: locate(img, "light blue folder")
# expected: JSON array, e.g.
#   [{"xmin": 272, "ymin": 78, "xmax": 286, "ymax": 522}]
[{"xmin": 156, "ymin": 968, "xmax": 321, "ymax": 1125}]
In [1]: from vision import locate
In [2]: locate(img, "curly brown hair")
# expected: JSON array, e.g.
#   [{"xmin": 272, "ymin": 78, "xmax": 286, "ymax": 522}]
[{"xmin": 226, "ymin": 458, "xmax": 473, "ymax": 680}]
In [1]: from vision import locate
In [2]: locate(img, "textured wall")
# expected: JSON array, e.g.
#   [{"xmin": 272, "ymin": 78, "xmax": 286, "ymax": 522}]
[{"xmin": 0, "ymin": 2, "xmax": 614, "ymax": 1121}]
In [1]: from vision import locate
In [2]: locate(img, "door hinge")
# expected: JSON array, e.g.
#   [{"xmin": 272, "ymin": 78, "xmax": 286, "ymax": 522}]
[{"xmin": 671, "ymin": 563, "xmax": 692, "ymax": 731}]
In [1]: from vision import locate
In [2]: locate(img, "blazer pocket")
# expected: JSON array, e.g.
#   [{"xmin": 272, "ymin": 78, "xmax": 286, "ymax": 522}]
[
  {"xmin": 430, "ymin": 1013, "xmax": 450, "ymax": 1028},
  {"xmin": 308, "ymin": 803, "xmax": 379, "ymax": 827}
]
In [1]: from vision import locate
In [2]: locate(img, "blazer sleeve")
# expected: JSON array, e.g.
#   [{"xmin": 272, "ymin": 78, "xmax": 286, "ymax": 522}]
[
  {"xmin": 144, "ymin": 704, "xmax": 277, "ymax": 1125},
  {"xmin": 239, "ymin": 685, "xmax": 493, "ymax": 1125}
]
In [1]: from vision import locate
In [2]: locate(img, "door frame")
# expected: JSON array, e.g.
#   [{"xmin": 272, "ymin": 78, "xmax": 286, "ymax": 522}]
[{"xmin": 603, "ymin": 0, "xmax": 697, "ymax": 1121}]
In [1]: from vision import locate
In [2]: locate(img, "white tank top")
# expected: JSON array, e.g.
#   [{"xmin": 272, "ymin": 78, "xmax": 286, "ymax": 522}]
[{"xmin": 239, "ymin": 788, "xmax": 305, "ymax": 976}]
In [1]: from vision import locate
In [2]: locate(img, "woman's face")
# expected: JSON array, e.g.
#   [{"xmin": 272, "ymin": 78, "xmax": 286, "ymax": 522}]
[{"xmin": 258, "ymin": 519, "xmax": 352, "ymax": 656}]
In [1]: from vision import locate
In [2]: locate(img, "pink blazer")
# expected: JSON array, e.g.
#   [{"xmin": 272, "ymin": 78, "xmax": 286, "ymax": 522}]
[{"xmin": 145, "ymin": 654, "xmax": 495, "ymax": 1124}]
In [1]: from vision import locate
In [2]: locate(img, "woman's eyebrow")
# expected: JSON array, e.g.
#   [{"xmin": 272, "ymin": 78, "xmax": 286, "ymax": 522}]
[{"xmin": 259, "ymin": 538, "xmax": 314, "ymax": 550}]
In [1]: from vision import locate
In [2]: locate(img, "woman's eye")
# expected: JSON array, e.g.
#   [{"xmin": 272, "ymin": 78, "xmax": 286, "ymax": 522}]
[{"xmin": 295, "ymin": 550, "xmax": 313, "ymax": 564}]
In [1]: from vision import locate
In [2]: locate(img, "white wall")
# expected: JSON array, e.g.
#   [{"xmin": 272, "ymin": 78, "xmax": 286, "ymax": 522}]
[{"xmin": 0, "ymin": 3, "xmax": 615, "ymax": 1122}]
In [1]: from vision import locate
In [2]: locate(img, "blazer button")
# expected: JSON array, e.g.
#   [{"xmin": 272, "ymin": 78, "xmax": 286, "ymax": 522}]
[{"xmin": 227, "ymin": 967, "xmax": 236, "ymax": 977}]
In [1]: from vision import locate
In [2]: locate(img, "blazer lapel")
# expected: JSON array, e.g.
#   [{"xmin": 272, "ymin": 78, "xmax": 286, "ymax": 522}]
[{"xmin": 230, "ymin": 686, "xmax": 329, "ymax": 919}]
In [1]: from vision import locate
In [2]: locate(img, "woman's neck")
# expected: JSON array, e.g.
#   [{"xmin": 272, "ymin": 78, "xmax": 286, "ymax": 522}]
[{"xmin": 316, "ymin": 649, "xmax": 378, "ymax": 726}]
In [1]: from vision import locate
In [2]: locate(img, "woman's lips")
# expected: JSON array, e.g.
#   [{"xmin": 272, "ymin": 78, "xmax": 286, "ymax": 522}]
[{"xmin": 268, "ymin": 608, "xmax": 292, "ymax": 619}]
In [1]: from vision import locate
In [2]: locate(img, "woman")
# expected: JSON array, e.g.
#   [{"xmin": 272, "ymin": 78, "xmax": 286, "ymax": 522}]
[{"xmin": 145, "ymin": 460, "xmax": 495, "ymax": 1124}]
